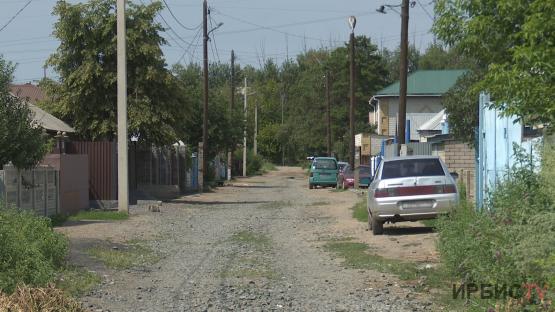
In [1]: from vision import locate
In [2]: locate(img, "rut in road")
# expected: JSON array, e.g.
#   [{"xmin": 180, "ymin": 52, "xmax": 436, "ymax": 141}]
[{"xmin": 79, "ymin": 167, "xmax": 433, "ymax": 311}]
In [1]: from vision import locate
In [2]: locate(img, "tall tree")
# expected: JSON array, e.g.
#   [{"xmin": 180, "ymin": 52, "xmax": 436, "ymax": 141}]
[
  {"xmin": 0, "ymin": 57, "xmax": 49, "ymax": 168},
  {"xmin": 46, "ymin": 0, "xmax": 188, "ymax": 144},
  {"xmin": 434, "ymin": 0, "xmax": 555, "ymax": 128}
]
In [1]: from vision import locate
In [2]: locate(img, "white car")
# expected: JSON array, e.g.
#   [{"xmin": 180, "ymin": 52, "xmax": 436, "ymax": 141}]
[{"xmin": 367, "ymin": 156, "xmax": 459, "ymax": 235}]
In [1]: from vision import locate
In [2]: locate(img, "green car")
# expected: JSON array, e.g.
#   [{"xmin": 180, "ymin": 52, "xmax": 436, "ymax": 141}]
[{"xmin": 308, "ymin": 157, "xmax": 338, "ymax": 189}]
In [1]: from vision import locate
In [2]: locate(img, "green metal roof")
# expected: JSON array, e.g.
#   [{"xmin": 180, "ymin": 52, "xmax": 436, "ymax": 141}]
[{"xmin": 375, "ymin": 69, "xmax": 467, "ymax": 97}]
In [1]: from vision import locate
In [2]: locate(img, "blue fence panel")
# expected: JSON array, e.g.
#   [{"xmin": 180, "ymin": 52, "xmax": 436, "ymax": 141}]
[{"xmin": 476, "ymin": 93, "xmax": 541, "ymax": 210}]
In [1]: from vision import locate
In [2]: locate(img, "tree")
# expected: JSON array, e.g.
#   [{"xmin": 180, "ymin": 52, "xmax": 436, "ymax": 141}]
[
  {"xmin": 46, "ymin": 0, "xmax": 189, "ymax": 144},
  {"xmin": 434, "ymin": 0, "xmax": 555, "ymax": 128},
  {"xmin": 418, "ymin": 43, "xmax": 474, "ymax": 70},
  {"xmin": 0, "ymin": 57, "xmax": 49, "ymax": 168}
]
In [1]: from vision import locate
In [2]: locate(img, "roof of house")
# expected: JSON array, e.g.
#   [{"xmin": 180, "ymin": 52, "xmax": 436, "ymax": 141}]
[
  {"xmin": 374, "ymin": 69, "xmax": 467, "ymax": 97},
  {"xmin": 418, "ymin": 109, "xmax": 446, "ymax": 132},
  {"xmin": 9, "ymin": 83, "xmax": 46, "ymax": 105},
  {"xmin": 8, "ymin": 84, "xmax": 75, "ymax": 133}
]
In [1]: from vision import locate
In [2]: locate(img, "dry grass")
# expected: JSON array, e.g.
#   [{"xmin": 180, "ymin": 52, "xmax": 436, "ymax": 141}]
[{"xmin": 0, "ymin": 284, "xmax": 85, "ymax": 312}]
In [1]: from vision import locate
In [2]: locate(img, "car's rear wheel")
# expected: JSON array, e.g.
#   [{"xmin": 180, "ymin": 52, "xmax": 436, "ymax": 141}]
[{"xmin": 371, "ymin": 216, "xmax": 384, "ymax": 235}]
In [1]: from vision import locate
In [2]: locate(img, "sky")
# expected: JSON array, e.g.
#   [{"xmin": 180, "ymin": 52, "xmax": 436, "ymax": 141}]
[{"xmin": 0, "ymin": 0, "xmax": 436, "ymax": 83}]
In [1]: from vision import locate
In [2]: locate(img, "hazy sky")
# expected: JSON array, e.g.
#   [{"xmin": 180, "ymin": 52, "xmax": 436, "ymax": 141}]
[{"xmin": 0, "ymin": 0, "xmax": 436, "ymax": 83}]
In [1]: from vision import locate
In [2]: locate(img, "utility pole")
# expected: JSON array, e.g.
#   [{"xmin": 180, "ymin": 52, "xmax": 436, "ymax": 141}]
[
  {"xmin": 348, "ymin": 16, "xmax": 356, "ymax": 169},
  {"xmin": 227, "ymin": 50, "xmax": 234, "ymax": 181},
  {"xmin": 201, "ymin": 0, "xmax": 208, "ymax": 187},
  {"xmin": 242, "ymin": 77, "xmax": 248, "ymax": 177},
  {"xmin": 254, "ymin": 99, "xmax": 258, "ymax": 155},
  {"xmin": 280, "ymin": 92, "xmax": 285, "ymax": 166},
  {"xmin": 398, "ymin": 0, "xmax": 409, "ymax": 146},
  {"xmin": 116, "ymin": 0, "xmax": 128, "ymax": 213},
  {"xmin": 325, "ymin": 72, "xmax": 331, "ymax": 157}
]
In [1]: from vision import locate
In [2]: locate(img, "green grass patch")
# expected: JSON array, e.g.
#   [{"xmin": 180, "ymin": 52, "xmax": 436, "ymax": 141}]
[
  {"xmin": 230, "ymin": 230, "xmax": 271, "ymax": 250},
  {"xmin": 331, "ymin": 188, "xmax": 347, "ymax": 192},
  {"xmin": 68, "ymin": 210, "xmax": 129, "ymax": 222},
  {"xmin": 56, "ymin": 267, "xmax": 101, "ymax": 296},
  {"xmin": 87, "ymin": 241, "xmax": 160, "ymax": 269},
  {"xmin": 220, "ymin": 256, "xmax": 276, "ymax": 279},
  {"xmin": 351, "ymin": 198, "xmax": 368, "ymax": 223}
]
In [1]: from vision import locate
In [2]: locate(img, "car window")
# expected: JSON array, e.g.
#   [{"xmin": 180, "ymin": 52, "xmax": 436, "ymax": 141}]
[
  {"xmin": 359, "ymin": 167, "xmax": 371, "ymax": 174},
  {"xmin": 381, "ymin": 159, "xmax": 445, "ymax": 179},
  {"xmin": 313, "ymin": 159, "xmax": 337, "ymax": 170}
]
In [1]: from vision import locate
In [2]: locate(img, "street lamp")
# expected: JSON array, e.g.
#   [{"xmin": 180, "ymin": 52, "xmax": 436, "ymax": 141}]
[{"xmin": 377, "ymin": 1, "xmax": 415, "ymax": 149}]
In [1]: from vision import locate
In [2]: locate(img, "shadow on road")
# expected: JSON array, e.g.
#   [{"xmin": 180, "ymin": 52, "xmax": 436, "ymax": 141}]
[
  {"xmin": 230, "ymin": 185, "xmax": 280, "ymax": 189},
  {"xmin": 383, "ymin": 226, "xmax": 435, "ymax": 236},
  {"xmin": 167, "ymin": 199, "xmax": 272, "ymax": 205}
]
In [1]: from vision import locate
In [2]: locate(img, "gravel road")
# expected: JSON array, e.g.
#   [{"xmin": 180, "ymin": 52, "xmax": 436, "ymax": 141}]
[{"xmin": 68, "ymin": 167, "xmax": 435, "ymax": 311}]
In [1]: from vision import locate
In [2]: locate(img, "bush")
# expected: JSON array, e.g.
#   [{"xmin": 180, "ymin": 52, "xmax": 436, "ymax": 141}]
[
  {"xmin": 436, "ymin": 144, "xmax": 555, "ymax": 310},
  {"xmin": 233, "ymin": 149, "xmax": 263, "ymax": 176},
  {"xmin": 0, "ymin": 206, "xmax": 68, "ymax": 294}
]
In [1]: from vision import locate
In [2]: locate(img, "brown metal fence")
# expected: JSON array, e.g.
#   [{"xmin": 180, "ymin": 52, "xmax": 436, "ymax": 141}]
[{"xmin": 67, "ymin": 141, "xmax": 117, "ymax": 200}]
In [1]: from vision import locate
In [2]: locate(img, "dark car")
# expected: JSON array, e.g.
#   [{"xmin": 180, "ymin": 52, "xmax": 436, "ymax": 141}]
[{"xmin": 337, "ymin": 164, "xmax": 373, "ymax": 189}]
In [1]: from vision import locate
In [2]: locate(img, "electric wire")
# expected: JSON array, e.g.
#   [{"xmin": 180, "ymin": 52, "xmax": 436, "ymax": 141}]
[
  {"xmin": 160, "ymin": 0, "xmax": 201, "ymax": 31},
  {"xmin": 0, "ymin": 0, "xmax": 35, "ymax": 32}
]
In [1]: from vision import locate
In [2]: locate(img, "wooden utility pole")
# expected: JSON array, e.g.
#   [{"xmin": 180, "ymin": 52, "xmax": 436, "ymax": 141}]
[
  {"xmin": 348, "ymin": 16, "xmax": 356, "ymax": 169},
  {"xmin": 254, "ymin": 99, "xmax": 258, "ymax": 155},
  {"xmin": 116, "ymin": 0, "xmax": 128, "ymax": 213},
  {"xmin": 325, "ymin": 72, "xmax": 331, "ymax": 156},
  {"xmin": 201, "ymin": 0, "xmax": 208, "ymax": 187},
  {"xmin": 242, "ymin": 77, "xmax": 248, "ymax": 177},
  {"xmin": 398, "ymin": 0, "xmax": 409, "ymax": 146},
  {"xmin": 227, "ymin": 50, "xmax": 234, "ymax": 181}
]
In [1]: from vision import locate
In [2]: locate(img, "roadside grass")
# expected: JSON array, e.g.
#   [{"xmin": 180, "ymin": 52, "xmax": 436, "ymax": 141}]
[
  {"xmin": 56, "ymin": 267, "xmax": 101, "ymax": 296},
  {"xmin": 331, "ymin": 188, "xmax": 347, "ymax": 192},
  {"xmin": 87, "ymin": 240, "xmax": 160, "ymax": 269},
  {"xmin": 220, "ymin": 257, "xmax": 277, "ymax": 280},
  {"xmin": 351, "ymin": 198, "xmax": 368, "ymax": 222},
  {"xmin": 67, "ymin": 210, "xmax": 129, "ymax": 222},
  {"xmin": 260, "ymin": 160, "xmax": 277, "ymax": 173}
]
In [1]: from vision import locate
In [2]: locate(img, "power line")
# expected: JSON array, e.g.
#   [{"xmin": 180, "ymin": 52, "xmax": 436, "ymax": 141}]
[
  {"xmin": 0, "ymin": 0, "xmax": 34, "ymax": 32},
  {"xmin": 417, "ymin": 0, "xmax": 434, "ymax": 22},
  {"xmin": 160, "ymin": 0, "xmax": 201, "ymax": 31}
]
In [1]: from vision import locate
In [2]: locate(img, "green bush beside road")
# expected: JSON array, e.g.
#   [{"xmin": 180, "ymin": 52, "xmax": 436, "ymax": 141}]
[
  {"xmin": 436, "ymin": 145, "xmax": 555, "ymax": 310},
  {"xmin": 0, "ymin": 206, "xmax": 68, "ymax": 294}
]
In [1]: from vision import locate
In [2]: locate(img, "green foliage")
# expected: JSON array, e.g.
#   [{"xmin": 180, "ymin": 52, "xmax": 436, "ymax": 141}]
[
  {"xmin": 442, "ymin": 71, "xmax": 482, "ymax": 145},
  {"xmin": 351, "ymin": 198, "xmax": 368, "ymax": 223},
  {"xmin": 435, "ymin": 145, "xmax": 555, "ymax": 309},
  {"xmin": 233, "ymin": 148, "xmax": 263, "ymax": 176},
  {"xmin": 0, "ymin": 206, "xmax": 68, "ymax": 294},
  {"xmin": 46, "ymin": 0, "xmax": 189, "ymax": 145},
  {"xmin": 0, "ymin": 57, "xmax": 49, "ymax": 169},
  {"xmin": 434, "ymin": 0, "xmax": 555, "ymax": 129},
  {"xmin": 56, "ymin": 267, "xmax": 101, "ymax": 296}
]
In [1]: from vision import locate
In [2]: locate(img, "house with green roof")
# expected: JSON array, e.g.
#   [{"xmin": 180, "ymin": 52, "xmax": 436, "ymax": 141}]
[{"xmin": 369, "ymin": 69, "xmax": 466, "ymax": 141}]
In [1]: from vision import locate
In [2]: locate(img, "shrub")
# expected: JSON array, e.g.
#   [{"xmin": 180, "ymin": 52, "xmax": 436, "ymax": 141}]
[
  {"xmin": 233, "ymin": 148, "xmax": 263, "ymax": 176},
  {"xmin": 0, "ymin": 206, "xmax": 68, "ymax": 294},
  {"xmin": 436, "ymin": 144, "xmax": 555, "ymax": 309}
]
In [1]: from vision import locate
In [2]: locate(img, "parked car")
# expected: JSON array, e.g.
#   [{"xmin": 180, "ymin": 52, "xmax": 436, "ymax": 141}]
[
  {"xmin": 337, "ymin": 161, "xmax": 349, "ymax": 173},
  {"xmin": 337, "ymin": 164, "xmax": 354, "ymax": 189},
  {"xmin": 336, "ymin": 164, "xmax": 373, "ymax": 189},
  {"xmin": 367, "ymin": 156, "xmax": 459, "ymax": 235},
  {"xmin": 308, "ymin": 157, "xmax": 338, "ymax": 189}
]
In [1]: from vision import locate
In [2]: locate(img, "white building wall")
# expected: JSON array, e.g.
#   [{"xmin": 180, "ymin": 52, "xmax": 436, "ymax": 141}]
[{"xmin": 384, "ymin": 96, "xmax": 443, "ymax": 140}]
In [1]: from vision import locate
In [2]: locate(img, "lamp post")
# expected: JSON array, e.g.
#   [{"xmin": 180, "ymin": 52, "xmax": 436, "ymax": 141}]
[{"xmin": 377, "ymin": 1, "xmax": 414, "ymax": 149}]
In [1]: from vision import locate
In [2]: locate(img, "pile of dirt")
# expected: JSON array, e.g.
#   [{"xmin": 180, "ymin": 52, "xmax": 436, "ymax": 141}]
[{"xmin": 0, "ymin": 285, "xmax": 85, "ymax": 312}]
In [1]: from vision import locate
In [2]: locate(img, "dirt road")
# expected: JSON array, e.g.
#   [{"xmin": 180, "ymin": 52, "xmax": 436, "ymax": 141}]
[{"xmin": 62, "ymin": 167, "xmax": 438, "ymax": 311}]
